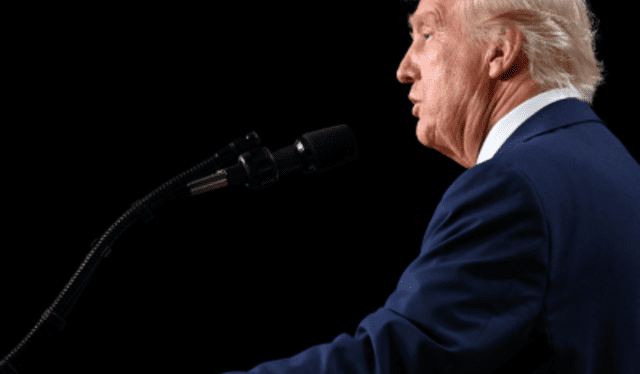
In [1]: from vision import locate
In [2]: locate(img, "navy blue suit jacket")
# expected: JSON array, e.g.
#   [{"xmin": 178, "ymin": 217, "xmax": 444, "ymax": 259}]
[{"xmin": 222, "ymin": 98, "xmax": 640, "ymax": 373}]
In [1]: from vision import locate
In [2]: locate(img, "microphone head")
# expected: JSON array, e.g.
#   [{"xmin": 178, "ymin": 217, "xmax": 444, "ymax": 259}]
[{"xmin": 298, "ymin": 124, "xmax": 359, "ymax": 174}]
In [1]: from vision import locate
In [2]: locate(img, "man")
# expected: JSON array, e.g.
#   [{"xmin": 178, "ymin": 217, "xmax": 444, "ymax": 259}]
[{"xmin": 222, "ymin": 0, "xmax": 640, "ymax": 372}]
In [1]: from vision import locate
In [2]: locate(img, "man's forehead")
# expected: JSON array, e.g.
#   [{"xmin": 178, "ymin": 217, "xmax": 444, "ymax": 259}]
[
  {"xmin": 408, "ymin": 1, "xmax": 446, "ymax": 29},
  {"xmin": 408, "ymin": 11, "xmax": 436, "ymax": 28}
]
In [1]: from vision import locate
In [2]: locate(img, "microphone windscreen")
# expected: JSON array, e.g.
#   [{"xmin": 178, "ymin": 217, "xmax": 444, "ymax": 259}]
[{"xmin": 300, "ymin": 124, "xmax": 359, "ymax": 173}]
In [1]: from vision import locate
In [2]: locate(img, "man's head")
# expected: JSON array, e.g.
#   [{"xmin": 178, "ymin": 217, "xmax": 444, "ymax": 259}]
[{"xmin": 397, "ymin": 0, "xmax": 607, "ymax": 169}]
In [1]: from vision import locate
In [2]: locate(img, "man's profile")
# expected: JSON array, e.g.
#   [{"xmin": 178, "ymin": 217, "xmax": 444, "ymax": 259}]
[
  {"xmin": 397, "ymin": 0, "xmax": 606, "ymax": 169},
  {"xmin": 220, "ymin": 0, "xmax": 639, "ymax": 373}
]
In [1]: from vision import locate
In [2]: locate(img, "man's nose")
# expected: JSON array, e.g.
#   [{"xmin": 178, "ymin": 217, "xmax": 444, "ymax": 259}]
[{"xmin": 397, "ymin": 50, "xmax": 415, "ymax": 84}]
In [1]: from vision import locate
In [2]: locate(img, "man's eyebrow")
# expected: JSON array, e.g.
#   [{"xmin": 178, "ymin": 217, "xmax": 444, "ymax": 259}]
[{"xmin": 407, "ymin": 10, "xmax": 437, "ymax": 30}]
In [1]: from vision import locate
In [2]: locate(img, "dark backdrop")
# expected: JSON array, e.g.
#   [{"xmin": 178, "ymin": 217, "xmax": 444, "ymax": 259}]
[{"xmin": 2, "ymin": 1, "xmax": 632, "ymax": 373}]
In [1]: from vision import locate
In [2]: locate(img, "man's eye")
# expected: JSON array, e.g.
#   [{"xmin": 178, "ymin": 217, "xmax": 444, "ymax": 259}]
[{"xmin": 409, "ymin": 33, "xmax": 431, "ymax": 41}]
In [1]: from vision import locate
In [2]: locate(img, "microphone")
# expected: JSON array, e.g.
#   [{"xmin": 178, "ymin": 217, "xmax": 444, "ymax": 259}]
[{"xmin": 186, "ymin": 124, "xmax": 359, "ymax": 194}]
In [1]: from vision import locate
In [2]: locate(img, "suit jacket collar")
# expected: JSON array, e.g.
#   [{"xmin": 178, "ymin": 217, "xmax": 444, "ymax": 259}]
[{"xmin": 492, "ymin": 98, "xmax": 606, "ymax": 160}]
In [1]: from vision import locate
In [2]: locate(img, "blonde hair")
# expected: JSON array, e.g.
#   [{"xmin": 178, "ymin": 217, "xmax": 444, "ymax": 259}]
[{"xmin": 451, "ymin": 0, "xmax": 607, "ymax": 106}]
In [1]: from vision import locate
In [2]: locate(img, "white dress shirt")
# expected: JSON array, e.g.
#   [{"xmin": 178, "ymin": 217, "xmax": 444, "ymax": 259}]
[{"xmin": 476, "ymin": 83, "xmax": 583, "ymax": 166}]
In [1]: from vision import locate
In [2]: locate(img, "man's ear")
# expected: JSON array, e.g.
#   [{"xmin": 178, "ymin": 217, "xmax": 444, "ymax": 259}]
[{"xmin": 486, "ymin": 23, "xmax": 526, "ymax": 81}]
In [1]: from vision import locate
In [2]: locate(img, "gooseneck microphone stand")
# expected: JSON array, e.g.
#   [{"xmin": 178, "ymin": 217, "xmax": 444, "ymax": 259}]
[
  {"xmin": 1, "ymin": 124, "xmax": 359, "ymax": 374},
  {"xmin": 0, "ymin": 131, "xmax": 264, "ymax": 374}
]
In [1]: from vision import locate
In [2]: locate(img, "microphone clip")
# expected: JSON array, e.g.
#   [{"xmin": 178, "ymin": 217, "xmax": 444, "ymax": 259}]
[{"xmin": 186, "ymin": 147, "xmax": 280, "ymax": 194}]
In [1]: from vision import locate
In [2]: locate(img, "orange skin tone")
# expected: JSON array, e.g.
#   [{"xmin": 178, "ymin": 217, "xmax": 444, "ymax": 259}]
[{"xmin": 397, "ymin": 0, "xmax": 543, "ymax": 169}]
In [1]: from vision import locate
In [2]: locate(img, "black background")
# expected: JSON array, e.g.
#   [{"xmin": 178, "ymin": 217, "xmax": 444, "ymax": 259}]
[{"xmin": 2, "ymin": 1, "xmax": 633, "ymax": 373}]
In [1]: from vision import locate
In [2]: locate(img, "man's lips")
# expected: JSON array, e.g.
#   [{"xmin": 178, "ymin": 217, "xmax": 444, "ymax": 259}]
[
  {"xmin": 412, "ymin": 103, "xmax": 420, "ymax": 118},
  {"xmin": 409, "ymin": 95, "xmax": 421, "ymax": 118}
]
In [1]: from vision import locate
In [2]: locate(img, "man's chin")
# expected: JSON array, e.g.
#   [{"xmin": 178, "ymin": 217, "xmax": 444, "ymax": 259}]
[{"xmin": 415, "ymin": 119, "xmax": 433, "ymax": 148}]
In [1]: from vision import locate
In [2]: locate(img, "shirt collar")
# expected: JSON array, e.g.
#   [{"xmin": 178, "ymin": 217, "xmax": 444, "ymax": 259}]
[{"xmin": 476, "ymin": 83, "xmax": 583, "ymax": 166}]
